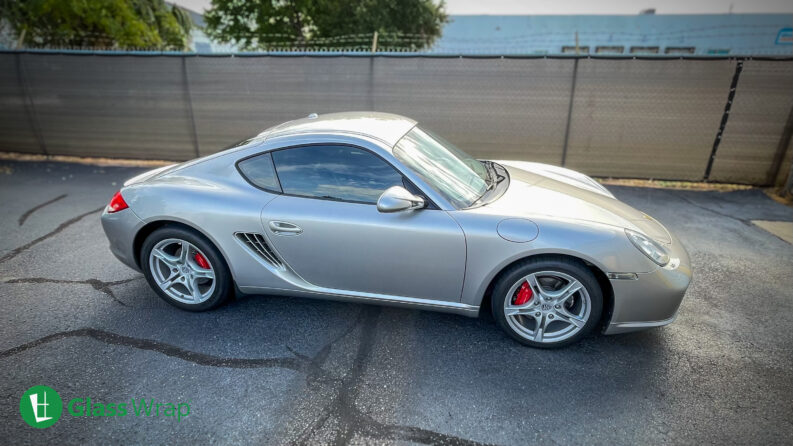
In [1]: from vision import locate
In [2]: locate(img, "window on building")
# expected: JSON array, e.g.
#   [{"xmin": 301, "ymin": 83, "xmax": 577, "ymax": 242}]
[
  {"xmin": 706, "ymin": 49, "xmax": 730, "ymax": 55},
  {"xmin": 595, "ymin": 46, "xmax": 624, "ymax": 54},
  {"xmin": 665, "ymin": 47, "xmax": 696, "ymax": 54},
  {"xmin": 630, "ymin": 46, "xmax": 660, "ymax": 54},
  {"xmin": 561, "ymin": 46, "xmax": 589, "ymax": 54}
]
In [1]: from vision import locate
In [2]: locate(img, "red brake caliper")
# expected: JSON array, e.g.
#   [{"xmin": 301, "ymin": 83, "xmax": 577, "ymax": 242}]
[
  {"xmin": 513, "ymin": 281, "xmax": 533, "ymax": 305},
  {"xmin": 194, "ymin": 252, "xmax": 210, "ymax": 269}
]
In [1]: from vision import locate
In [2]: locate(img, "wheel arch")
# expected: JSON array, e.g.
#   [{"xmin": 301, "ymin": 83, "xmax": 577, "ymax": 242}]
[
  {"xmin": 132, "ymin": 220, "xmax": 236, "ymax": 283},
  {"xmin": 479, "ymin": 253, "xmax": 614, "ymax": 330}
]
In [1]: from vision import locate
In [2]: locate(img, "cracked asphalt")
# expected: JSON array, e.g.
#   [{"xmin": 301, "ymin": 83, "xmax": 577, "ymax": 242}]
[{"xmin": 1, "ymin": 160, "xmax": 792, "ymax": 445}]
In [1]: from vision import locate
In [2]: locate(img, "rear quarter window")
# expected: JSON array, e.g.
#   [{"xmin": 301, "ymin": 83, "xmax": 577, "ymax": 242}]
[{"xmin": 237, "ymin": 152, "xmax": 281, "ymax": 192}]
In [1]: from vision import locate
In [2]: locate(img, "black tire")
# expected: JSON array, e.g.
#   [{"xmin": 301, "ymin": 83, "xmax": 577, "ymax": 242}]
[
  {"xmin": 140, "ymin": 225, "xmax": 233, "ymax": 311},
  {"xmin": 491, "ymin": 256, "xmax": 602, "ymax": 348}
]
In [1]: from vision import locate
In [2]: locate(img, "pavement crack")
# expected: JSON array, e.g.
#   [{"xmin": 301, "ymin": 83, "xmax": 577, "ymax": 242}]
[
  {"xmin": 0, "ymin": 328, "xmax": 318, "ymax": 374},
  {"xmin": 3, "ymin": 276, "xmax": 141, "ymax": 306},
  {"xmin": 18, "ymin": 193, "xmax": 67, "ymax": 226},
  {"xmin": 363, "ymin": 423, "xmax": 495, "ymax": 446},
  {"xmin": 292, "ymin": 307, "xmax": 492, "ymax": 446},
  {"xmin": 0, "ymin": 206, "xmax": 104, "ymax": 264},
  {"xmin": 315, "ymin": 309, "xmax": 366, "ymax": 367},
  {"xmin": 285, "ymin": 309, "xmax": 368, "ymax": 391},
  {"xmin": 665, "ymin": 191, "xmax": 750, "ymax": 225}
]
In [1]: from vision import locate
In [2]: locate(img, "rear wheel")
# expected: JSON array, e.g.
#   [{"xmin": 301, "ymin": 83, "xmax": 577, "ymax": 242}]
[
  {"xmin": 491, "ymin": 257, "xmax": 602, "ymax": 348},
  {"xmin": 141, "ymin": 226, "xmax": 233, "ymax": 311}
]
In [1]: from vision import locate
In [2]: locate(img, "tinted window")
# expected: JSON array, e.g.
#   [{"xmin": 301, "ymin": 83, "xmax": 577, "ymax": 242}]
[
  {"xmin": 238, "ymin": 152, "xmax": 281, "ymax": 192},
  {"xmin": 271, "ymin": 145, "xmax": 403, "ymax": 204}
]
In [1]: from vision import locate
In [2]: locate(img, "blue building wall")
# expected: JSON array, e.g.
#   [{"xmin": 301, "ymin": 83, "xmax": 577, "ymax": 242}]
[{"xmin": 431, "ymin": 14, "xmax": 793, "ymax": 55}]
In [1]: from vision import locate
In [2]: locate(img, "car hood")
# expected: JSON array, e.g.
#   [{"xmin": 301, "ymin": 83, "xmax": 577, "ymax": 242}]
[{"xmin": 483, "ymin": 161, "xmax": 671, "ymax": 244}]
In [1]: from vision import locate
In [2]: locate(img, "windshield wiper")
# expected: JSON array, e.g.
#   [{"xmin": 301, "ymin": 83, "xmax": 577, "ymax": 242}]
[
  {"xmin": 470, "ymin": 162, "xmax": 495, "ymax": 207},
  {"xmin": 492, "ymin": 162, "xmax": 507, "ymax": 184},
  {"xmin": 468, "ymin": 161, "xmax": 508, "ymax": 208},
  {"xmin": 482, "ymin": 161, "xmax": 497, "ymax": 190}
]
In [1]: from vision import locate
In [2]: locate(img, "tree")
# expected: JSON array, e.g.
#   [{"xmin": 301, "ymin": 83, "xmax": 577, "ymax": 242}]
[
  {"xmin": 0, "ymin": 0, "xmax": 193, "ymax": 50},
  {"xmin": 204, "ymin": 0, "xmax": 448, "ymax": 51}
]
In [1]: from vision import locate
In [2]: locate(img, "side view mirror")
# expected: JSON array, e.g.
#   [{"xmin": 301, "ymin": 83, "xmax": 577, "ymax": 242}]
[{"xmin": 377, "ymin": 186, "xmax": 425, "ymax": 213}]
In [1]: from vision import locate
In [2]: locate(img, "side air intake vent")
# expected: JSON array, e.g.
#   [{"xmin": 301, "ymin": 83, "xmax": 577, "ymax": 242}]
[{"xmin": 235, "ymin": 232, "xmax": 284, "ymax": 269}]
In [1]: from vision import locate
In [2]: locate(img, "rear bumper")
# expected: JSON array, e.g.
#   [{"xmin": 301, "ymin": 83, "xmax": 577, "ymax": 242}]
[
  {"xmin": 604, "ymin": 234, "xmax": 692, "ymax": 335},
  {"xmin": 100, "ymin": 207, "xmax": 144, "ymax": 272}
]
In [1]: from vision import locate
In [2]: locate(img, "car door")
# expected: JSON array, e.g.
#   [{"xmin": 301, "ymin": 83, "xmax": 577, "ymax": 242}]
[{"xmin": 261, "ymin": 144, "xmax": 466, "ymax": 303}]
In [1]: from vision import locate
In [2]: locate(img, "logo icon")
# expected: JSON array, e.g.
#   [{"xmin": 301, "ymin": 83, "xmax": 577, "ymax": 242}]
[{"xmin": 20, "ymin": 386, "xmax": 62, "ymax": 428}]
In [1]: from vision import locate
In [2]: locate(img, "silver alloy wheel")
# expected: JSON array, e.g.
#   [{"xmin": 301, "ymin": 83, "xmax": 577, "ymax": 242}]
[
  {"xmin": 503, "ymin": 271, "xmax": 591, "ymax": 343},
  {"xmin": 148, "ymin": 238, "xmax": 216, "ymax": 304}
]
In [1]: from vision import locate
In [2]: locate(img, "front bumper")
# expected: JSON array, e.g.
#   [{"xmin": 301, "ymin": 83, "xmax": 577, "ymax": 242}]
[
  {"xmin": 603, "ymin": 234, "xmax": 692, "ymax": 335},
  {"xmin": 100, "ymin": 207, "xmax": 144, "ymax": 272}
]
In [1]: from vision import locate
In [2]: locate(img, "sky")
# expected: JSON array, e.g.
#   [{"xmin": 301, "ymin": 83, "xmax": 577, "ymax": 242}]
[{"xmin": 170, "ymin": 0, "xmax": 793, "ymax": 15}]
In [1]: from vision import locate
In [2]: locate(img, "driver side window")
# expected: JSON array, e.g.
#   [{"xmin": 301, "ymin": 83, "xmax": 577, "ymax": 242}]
[{"xmin": 271, "ymin": 145, "xmax": 405, "ymax": 204}]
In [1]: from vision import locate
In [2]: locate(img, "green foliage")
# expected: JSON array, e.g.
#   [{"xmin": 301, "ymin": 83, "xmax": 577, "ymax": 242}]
[
  {"xmin": 0, "ymin": 0, "xmax": 193, "ymax": 50},
  {"xmin": 204, "ymin": 0, "xmax": 448, "ymax": 50}
]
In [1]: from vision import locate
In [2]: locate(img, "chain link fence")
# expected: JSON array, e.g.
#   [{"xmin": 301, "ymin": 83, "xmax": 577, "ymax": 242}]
[{"xmin": 1, "ymin": 51, "xmax": 792, "ymax": 187}]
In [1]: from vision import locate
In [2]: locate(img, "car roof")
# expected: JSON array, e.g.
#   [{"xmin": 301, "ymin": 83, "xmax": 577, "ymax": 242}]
[{"xmin": 263, "ymin": 111, "xmax": 417, "ymax": 147}]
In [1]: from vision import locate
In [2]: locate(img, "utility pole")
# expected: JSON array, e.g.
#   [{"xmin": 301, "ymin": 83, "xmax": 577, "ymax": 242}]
[
  {"xmin": 574, "ymin": 31, "xmax": 579, "ymax": 55},
  {"xmin": 371, "ymin": 31, "xmax": 379, "ymax": 53},
  {"xmin": 16, "ymin": 28, "xmax": 27, "ymax": 49}
]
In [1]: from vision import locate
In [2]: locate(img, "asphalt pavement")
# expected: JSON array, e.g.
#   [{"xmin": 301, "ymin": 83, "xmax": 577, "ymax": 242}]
[{"xmin": 1, "ymin": 160, "xmax": 792, "ymax": 445}]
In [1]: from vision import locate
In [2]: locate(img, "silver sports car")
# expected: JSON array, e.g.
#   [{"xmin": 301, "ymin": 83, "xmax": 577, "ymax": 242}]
[{"xmin": 101, "ymin": 112, "xmax": 691, "ymax": 348}]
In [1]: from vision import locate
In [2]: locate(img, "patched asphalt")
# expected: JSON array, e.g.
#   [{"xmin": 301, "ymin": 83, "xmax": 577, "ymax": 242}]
[{"xmin": 1, "ymin": 160, "xmax": 792, "ymax": 445}]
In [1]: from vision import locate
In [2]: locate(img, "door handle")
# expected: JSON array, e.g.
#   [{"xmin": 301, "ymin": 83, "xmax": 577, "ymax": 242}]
[{"xmin": 268, "ymin": 220, "xmax": 302, "ymax": 235}]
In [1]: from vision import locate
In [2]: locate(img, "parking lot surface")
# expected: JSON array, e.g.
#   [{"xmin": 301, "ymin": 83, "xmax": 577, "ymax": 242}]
[{"xmin": 1, "ymin": 160, "xmax": 792, "ymax": 445}]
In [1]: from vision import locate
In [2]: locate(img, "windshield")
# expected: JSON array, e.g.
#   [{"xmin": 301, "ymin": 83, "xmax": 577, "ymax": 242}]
[{"xmin": 393, "ymin": 126, "xmax": 489, "ymax": 208}]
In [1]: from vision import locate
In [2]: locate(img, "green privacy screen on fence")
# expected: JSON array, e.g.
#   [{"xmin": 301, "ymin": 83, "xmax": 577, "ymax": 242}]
[{"xmin": 1, "ymin": 52, "xmax": 792, "ymax": 185}]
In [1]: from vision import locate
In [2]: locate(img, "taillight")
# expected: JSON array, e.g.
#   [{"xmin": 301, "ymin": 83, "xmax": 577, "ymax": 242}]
[{"xmin": 107, "ymin": 190, "xmax": 129, "ymax": 213}]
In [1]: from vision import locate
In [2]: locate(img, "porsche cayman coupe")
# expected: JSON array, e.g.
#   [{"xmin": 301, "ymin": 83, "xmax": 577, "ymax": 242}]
[{"xmin": 101, "ymin": 112, "xmax": 691, "ymax": 348}]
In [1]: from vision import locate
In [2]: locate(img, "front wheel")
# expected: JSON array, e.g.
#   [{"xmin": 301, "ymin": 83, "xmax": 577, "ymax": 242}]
[
  {"xmin": 141, "ymin": 226, "xmax": 233, "ymax": 311},
  {"xmin": 491, "ymin": 257, "xmax": 603, "ymax": 348}
]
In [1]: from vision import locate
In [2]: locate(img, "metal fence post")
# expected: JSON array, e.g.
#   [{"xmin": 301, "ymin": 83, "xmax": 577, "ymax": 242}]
[
  {"xmin": 15, "ymin": 53, "xmax": 48, "ymax": 155},
  {"xmin": 704, "ymin": 59, "xmax": 743, "ymax": 181},
  {"xmin": 767, "ymin": 101, "xmax": 793, "ymax": 187},
  {"xmin": 181, "ymin": 56, "xmax": 201, "ymax": 158},
  {"xmin": 560, "ymin": 57, "xmax": 579, "ymax": 167},
  {"xmin": 783, "ymin": 157, "xmax": 793, "ymax": 198},
  {"xmin": 367, "ymin": 55, "xmax": 376, "ymax": 111},
  {"xmin": 368, "ymin": 31, "xmax": 378, "ymax": 111}
]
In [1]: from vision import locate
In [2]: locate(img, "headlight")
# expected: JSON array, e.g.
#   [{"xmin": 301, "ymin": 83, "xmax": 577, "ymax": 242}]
[{"xmin": 625, "ymin": 228, "xmax": 670, "ymax": 266}]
